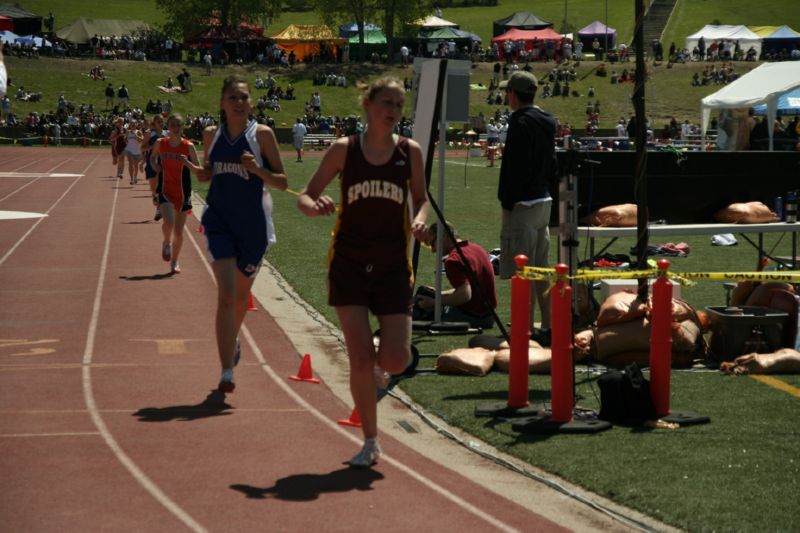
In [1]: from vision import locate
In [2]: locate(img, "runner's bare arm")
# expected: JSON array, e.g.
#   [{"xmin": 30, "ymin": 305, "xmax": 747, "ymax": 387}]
[
  {"xmin": 297, "ymin": 138, "xmax": 345, "ymax": 217},
  {"xmin": 180, "ymin": 143, "xmax": 203, "ymax": 173}
]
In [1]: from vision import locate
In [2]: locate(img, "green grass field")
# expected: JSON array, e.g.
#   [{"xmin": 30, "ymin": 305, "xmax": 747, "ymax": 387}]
[{"xmin": 237, "ymin": 159, "xmax": 800, "ymax": 532}]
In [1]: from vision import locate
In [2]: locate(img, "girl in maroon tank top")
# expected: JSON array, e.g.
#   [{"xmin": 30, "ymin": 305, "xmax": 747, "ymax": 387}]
[{"xmin": 298, "ymin": 77, "xmax": 429, "ymax": 468}]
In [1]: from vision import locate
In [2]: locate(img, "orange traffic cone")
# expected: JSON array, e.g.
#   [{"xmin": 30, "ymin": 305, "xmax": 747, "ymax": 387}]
[
  {"xmin": 247, "ymin": 292, "xmax": 258, "ymax": 311},
  {"xmin": 337, "ymin": 408, "xmax": 362, "ymax": 427},
  {"xmin": 288, "ymin": 353, "xmax": 320, "ymax": 384}
]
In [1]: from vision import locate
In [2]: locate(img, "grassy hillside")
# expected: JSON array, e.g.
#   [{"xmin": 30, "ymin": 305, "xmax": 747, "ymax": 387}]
[
  {"xmin": 21, "ymin": 0, "xmax": 800, "ymax": 46},
  {"xmin": 3, "ymin": 54, "xmax": 758, "ymax": 131}
]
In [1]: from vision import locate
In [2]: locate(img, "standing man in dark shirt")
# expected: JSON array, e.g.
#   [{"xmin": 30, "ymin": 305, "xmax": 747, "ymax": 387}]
[
  {"xmin": 497, "ymin": 71, "xmax": 557, "ymax": 345},
  {"xmin": 414, "ymin": 222, "xmax": 497, "ymax": 329}
]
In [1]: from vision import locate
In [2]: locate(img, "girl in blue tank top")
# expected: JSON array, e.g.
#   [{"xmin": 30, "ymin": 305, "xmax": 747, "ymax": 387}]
[{"xmin": 185, "ymin": 75, "xmax": 288, "ymax": 394}]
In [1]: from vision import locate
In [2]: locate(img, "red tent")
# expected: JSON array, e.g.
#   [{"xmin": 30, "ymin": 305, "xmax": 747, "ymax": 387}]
[
  {"xmin": 0, "ymin": 16, "xmax": 12, "ymax": 32},
  {"xmin": 491, "ymin": 27, "xmax": 567, "ymax": 60}
]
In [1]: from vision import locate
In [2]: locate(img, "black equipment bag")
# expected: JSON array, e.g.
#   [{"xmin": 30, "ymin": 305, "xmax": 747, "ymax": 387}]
[{"xmin": 598, "ymin": 363, "xmax": 657, "ymax": 425}]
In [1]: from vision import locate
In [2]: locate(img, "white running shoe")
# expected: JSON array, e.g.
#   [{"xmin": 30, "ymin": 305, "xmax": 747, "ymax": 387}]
[{"xmin": 347, "ymin": 439, "xmax": 381, "ymax": 469}]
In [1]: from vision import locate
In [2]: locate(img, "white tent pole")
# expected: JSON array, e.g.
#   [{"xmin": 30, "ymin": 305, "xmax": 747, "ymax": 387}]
[{"xmin": 434, "ymin": 69, "xmax": 447, "ymax": 323}]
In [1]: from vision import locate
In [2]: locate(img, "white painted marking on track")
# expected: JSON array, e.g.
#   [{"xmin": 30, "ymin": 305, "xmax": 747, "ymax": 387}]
[
  {"xmin": 0, "ymin": 210, "xmax": 47, "ymax": 220},
  {"xmin": 79, "ymin": 157, "xmax": 207, "ymax": 533},
  {"xmin": 1, "ymin": 432, "xmax": 101, "ymax": 438},
  {"xmin": 0, "ymin": 177, "xmax": 82, "ymax": 267},
  {"xmin": 0, "ymin": 172, "xmax": 83, "ymax": 178},
  {"xmin": 184, "ymin": 220, "xmax": 520, "ymax": 533}
]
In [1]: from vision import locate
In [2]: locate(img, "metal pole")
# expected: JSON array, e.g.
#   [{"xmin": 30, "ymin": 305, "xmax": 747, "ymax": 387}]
[
  {"xmin": 604, "ymin": 0, "xmax": 609, "ymax": 59},
  {"xmin": 434, "ymin": 65, "xmax": 448, "ymax": 323},
  {"xmin": 634, "ymin": 0, "xmax": 649, "ymax": 298}
]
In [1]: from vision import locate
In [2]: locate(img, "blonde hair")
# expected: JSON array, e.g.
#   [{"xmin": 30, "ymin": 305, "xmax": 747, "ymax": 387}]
[{"xmin": 356, "ymin": 77, "xmax": 404, "ymax": 106}]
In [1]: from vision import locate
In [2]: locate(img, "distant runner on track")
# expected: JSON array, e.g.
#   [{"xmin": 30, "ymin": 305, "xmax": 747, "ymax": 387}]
[
  {"xmin": 185, "ymin": 76, "xmax": 288, "ymax": 394},
  {"xmin": 149, "ymin": 114, "xmax": 199, "ymax": 274},
  {"xmin": 109, "ymin": 117, "xmax": 127, "ymax": 179},
  {"xmin": 142, "ymin": 114, "xmax": 165, "ymax": 221}
]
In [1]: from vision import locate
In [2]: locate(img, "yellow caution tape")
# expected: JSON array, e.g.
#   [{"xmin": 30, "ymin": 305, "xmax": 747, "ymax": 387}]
[{"xmin": 516, "ymin": 266, "xmax": 800, "ymax": 285}]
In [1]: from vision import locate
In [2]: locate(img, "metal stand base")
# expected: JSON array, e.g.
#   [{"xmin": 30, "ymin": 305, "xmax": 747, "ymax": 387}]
[
  {"xmin": 474, "ymin": 402, "xmax": 547, "ymax": 418},
  {"xmin": 660, "ymin": 409, "xmax": 711, "ymax": 426},
  {"xmin": 511, "ymin": 410, "xmax": 612, "ymax": 434}
]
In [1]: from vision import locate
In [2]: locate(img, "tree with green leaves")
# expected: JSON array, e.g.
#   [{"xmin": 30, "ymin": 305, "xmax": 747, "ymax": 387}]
[
  {"xmin": 315, "ymin": 0, "xmax": 378, "ymax": 61},
  {"xmin": 315, "ymin": 0, "xmax": 428, "ymax": 63},
  {"xmin": 378, "ymin": 0, "xmax": 428, "ymax": 65},
  {"xmin": 156, "ymin": 0, "xmax": 282, "ymax": 39}
]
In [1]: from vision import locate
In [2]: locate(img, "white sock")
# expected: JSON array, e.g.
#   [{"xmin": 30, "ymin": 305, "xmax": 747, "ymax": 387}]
[{"xmin": 221, "ymin": 368, "xmax": 233, "ymax": 382}]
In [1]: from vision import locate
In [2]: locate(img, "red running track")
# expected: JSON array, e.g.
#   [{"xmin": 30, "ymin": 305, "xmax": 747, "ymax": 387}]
[{"xmin": 0, "ymin": 147, "xmax": 590, "ymax": 532}]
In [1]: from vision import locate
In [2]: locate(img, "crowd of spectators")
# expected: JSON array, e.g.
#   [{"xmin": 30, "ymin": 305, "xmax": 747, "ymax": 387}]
[{"xmin": 690, "ymin": 63, "xmax": 739, "ymax": 86}]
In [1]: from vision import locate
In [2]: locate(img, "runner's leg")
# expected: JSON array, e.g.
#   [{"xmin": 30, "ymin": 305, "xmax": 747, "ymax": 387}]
[{"xmin": 336, "ymin": 306, "xmax": 378, "ymax": 439}]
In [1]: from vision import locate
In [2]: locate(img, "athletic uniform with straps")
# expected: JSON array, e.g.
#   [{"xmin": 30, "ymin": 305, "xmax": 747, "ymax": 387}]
[
  {"xmin": 327, "ymin": 134, "xmax": 414, "ymax": 315},
  {"xmin": 202, "ymin": 119, "xmax": 276, "ymax": 277},
  {"xmin": 155, "ymin": 137, "xmax": 192, "ymax": 212}
]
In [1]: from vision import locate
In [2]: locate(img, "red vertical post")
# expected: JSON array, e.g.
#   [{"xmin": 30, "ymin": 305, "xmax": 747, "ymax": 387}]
[
  {"xmin": 508, "ymin": 254, "xmax": 530, "ymax": 409},
  {"xmin": 550, "ymin": 263, "xmax": 574, "ymax": 422},
  {"xmin": 650, "ymin": 259, "xmax": 673, "ymax": 417}
]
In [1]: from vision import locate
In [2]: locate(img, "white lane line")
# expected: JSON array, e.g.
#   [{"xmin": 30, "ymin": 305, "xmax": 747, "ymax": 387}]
[
  {"xmin": 185, "ymin": 219, "xmax": 519, "ymax": 533},
  {"xmin": 0, "ymin": 177, "xmax": 44, "ymax": 203},
  {"xmin": 80, "ymin": 159, "xmax": 206, "ymax": 532},
  {"xmin": 0, "ymin": 178, "xmax": 81, "ymax": 267},
  {"xmin": 0, "ymin": 157, "xmax": 92, "ymax": 265},
  {"xmin": 0, "ymin": 159, "xmax": 81, "ymax": 203},
  {"xmin": 5, "ymin": 157, "xmax": 49, "ymax": 173}
]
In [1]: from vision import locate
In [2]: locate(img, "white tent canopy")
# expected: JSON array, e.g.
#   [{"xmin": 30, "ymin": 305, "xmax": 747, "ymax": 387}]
[
  {"xmin": 414, "ymin": 15, "xmax": 459, "ymax": 29},
  {"xmin": 701, "ymin": 62, "xmax": 800, "ymax": 150},
  {"xmin": 686, "ymin": 25, "xmax": 762, "ymax": 57}
]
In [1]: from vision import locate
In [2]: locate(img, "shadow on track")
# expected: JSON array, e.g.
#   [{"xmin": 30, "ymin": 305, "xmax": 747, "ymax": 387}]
[
  {"xmin": 119, "ymin": 272, "xmax": 175, "ymax": 281},
  {"xmin": 230, "ymin": 467, "xmax": 384, "ymax": 501},
  {"xmin": 133, "ymin": 390, "xmax": 232, "ymax": 422}
]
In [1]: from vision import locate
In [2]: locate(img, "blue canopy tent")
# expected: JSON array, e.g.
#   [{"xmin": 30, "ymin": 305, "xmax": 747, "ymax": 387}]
[
  {"xmin": 0, "ymin": 29, "xmax": 18, "ymax": 44},
  {"xmin": 15, "ymin": 34, "xmax": 51, "ymax": 47},
  {"xmin": 762, "ymin": 25, "xmax": 800, "ymax": 56},
  {"xmin": 753, "ymin": 87, "xmax": 800, "ymax": 116},
  {"xmin": 338, "ymin": 22, "xmax": 381, "ymax": 38}
]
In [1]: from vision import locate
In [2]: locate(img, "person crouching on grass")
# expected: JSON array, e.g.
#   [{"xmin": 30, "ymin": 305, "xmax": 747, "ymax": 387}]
[{"xmin": 297, "ymin": 77, "xmax": 428, "ymax": 468}]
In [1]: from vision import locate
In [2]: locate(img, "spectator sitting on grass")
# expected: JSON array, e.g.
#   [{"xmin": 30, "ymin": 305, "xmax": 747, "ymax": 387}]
[
  {"xmin": 90, "ymin": 65, "xmax": 105, "ymax": 80},
  {"xmin": 412, "ymin": 222, "xmax": 497, "ymax": 329}
]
